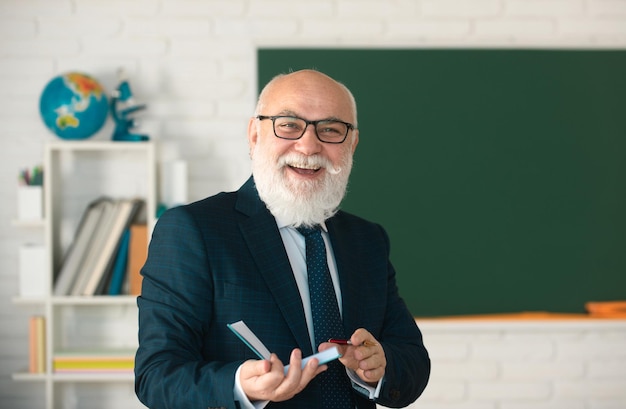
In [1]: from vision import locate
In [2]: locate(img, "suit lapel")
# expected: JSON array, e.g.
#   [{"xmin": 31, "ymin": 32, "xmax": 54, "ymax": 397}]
[{"xmin": 236, "ymin": 178, "xmax": 313, "ymax": 355}]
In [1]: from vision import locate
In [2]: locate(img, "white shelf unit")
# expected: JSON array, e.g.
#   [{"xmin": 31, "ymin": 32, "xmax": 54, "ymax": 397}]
[{"xmin": 12, "ymin": 141, "xmax": 156, "ymax": 409}]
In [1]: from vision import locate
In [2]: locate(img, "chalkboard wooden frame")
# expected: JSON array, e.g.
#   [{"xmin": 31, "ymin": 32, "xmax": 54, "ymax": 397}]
[{"xmin": 258, "ymin": 49, "xmax": 626, "ymax": 317}]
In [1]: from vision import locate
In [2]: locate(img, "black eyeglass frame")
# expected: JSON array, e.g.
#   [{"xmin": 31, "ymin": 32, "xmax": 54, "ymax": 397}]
[{"xmin": 256, "ymin": 115, "xmax": 355, "ymax": 144}]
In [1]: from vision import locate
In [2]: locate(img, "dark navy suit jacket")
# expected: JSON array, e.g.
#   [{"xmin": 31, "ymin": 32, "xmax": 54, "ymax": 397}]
[{"xmin": 135, "ymin": 177, "xmax": 430, "ymax": 409}]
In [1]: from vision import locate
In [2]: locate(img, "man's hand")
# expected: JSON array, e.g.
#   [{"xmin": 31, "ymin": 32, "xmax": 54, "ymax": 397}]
[
  {"xmin": 239, "ymin": 349, "xmax": 326, "ymax": 402},
  {"xmin": 322, "ymin": 328, "xmax": 386, "ymax": 385}
]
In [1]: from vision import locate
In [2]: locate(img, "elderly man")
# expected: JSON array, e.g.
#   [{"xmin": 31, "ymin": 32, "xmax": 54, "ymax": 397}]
[{"xmin": 135, "ymin": 69, "xmax": 430, "ymax": 409}]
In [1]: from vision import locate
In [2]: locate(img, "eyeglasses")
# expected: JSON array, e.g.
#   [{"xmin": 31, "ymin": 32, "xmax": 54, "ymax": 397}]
[{"xmin": 256, "ymin": 115, "xmax": 355, "ymax": 144}]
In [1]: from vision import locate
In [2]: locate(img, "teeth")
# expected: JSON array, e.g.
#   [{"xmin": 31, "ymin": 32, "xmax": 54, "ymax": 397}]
[{"xmin": 290, "ymin": 163, "xmax": 320, "ymax": 170}]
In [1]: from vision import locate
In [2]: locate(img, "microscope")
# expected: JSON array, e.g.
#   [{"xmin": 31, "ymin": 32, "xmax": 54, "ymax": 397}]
[{"xmin": 110, "ymin": 69, "xmax": 149, "ymax": 141}]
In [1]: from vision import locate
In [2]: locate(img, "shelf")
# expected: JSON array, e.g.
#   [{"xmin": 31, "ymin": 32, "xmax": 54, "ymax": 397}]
[
  {"xmin": 12, "ymin": 296, "xmax": 46, "ymax": 305},
  {"xmin": 46, "ymin": 140, "xmax": 153, "ymax": 152},
  {"xmin": 51, "ymin": 296, "xmax": 138, "ymax": 306},
  {"xmin": 12, "ymin": 372, "xmax": 47, "ymax": 382},
  {"xmin": 12, "ymin": 140, "xmax": 157, "ymax": 409},
  {"xmin": 13, "ymin": 372, "xmax": 134, "ymax": 383},
  {"xmin": 12, "ymin": 218, "xmax": 46, "ymax": 228},
  {"xmin": 13, "ymin": 296, "xmax": 138, "ymax": 306}
]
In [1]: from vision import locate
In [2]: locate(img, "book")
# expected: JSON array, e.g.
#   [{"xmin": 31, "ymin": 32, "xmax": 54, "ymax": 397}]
[
  {"xmin": 53, "ymin": 348, "xmax": 135, "ymax": 373},
  {"xmin": 29, "ymin": 316, "xmax": 46, "ymax": 373},
  {"xmin": 28, "ymin": 317, "xmax": 38, "ymax": 373},
  {"xmin": 127, "ymin": 224, "xmax": 148, "ymax": 295},
  {"xmin": 227, "ymin": 320, "xmax": 341, "ymax": 374},
  {"xmin": 93, "ymin": 221, "xmax": 130, "ymax": 296},
  {"xmin": 53, "ymin": 360, "xmax": 134, "ymax": 371},
  {"xmin": 55, "ymin": 366, "xmax": 133, "ymax": 373},
  {"xmin": 36, "ymin": 316, "xmax": 46, "ymax": 373},
  {"xmin": 54, "ymin": 348, "xmax": 136, "ymax": 360},
  {"xmin": 53, "ymin": 198, "xmax": 110, "ymax": 296},
  {"xmin": 93, "ymin": 227, "xmax": 131, "ymax": 295},
  {"xmin": 70, "ymin": 199, "xmax": 117, "ymax": 295},
  {"xmin": 107, "ymin": 229, "xmax": 130, "ymax": 295},
  {"xmin": 80, "ymin": 199, "xmax": 144, "ymax": 296}
]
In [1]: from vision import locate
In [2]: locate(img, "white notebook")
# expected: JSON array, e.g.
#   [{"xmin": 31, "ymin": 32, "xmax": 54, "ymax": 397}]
[{"xmin": 227, "ymin": 320, "xmax": 341, "ymax": 374}]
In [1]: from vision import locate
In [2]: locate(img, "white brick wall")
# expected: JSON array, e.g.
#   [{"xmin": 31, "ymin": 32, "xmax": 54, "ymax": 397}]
[
  {"xmin": 415, "ymin": 320, "xmax": 626, "ymax": 409},
  {"xmin": 1, "ymin": 0, "xmax": 625, "ymax": 408}
]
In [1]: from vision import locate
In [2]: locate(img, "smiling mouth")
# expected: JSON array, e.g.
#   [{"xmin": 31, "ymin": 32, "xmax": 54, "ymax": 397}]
[{"xmin": 288, "ymin": 164, "xmax": 322, "ymax": 175}]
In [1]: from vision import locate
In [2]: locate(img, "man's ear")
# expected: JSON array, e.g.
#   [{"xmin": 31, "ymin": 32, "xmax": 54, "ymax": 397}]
[
  {"xmin": 247, "ymin": 117, "xmax": 258, "ymax": 157},
  {"xmin": 350, "ymin": 129, "xmax": 359, "ymax": 153}
]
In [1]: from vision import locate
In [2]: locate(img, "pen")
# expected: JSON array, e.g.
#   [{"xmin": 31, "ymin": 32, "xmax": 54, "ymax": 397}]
[{"xmin": 328, "ymin": 338, "xmax": 378, "ymax": 347}]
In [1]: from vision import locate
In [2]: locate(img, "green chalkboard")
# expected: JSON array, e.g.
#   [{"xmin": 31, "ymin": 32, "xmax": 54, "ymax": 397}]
[{"xmin": 258, "ymin": 49, "xmax": 626, "ymax": 317}]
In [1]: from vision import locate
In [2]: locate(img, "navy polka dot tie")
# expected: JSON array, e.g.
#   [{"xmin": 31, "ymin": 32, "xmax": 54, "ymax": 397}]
[{"xmin": 297, "ymin": 226, "xmax": 354, "ymax": 408}]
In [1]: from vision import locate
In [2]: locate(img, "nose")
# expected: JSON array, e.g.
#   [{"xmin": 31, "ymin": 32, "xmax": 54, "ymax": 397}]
[{"xmin": 294, "ymin": 123, "xmax": 321, "ymax": 155}]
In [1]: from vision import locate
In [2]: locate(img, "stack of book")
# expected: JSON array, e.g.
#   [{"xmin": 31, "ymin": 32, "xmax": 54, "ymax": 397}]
[
  {"xmin": 53, "ymin": 349, "xmax": 135, "ymax": 374},
  {"xmin": 53, "ymin": 197, "xmax": 147, "ymax": 296}
]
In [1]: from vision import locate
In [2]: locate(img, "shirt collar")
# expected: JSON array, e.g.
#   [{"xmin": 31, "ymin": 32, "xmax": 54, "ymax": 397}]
[{"xmin": 275, "ymin": 215, "xmax": 328, "ymax": 233}]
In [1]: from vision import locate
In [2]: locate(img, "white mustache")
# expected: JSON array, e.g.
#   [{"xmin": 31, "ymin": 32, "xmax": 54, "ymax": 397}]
[{"xmin": 327, "ymin": 165, "xmax": 342, "ymax": 175}]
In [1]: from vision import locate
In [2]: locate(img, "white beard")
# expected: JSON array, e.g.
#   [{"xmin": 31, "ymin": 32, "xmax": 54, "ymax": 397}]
[{"xmin": 251, "ymin": 147, "xmax": 353, "ymax": 228}]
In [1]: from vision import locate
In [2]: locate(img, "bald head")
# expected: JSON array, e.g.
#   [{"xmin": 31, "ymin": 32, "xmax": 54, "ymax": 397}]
[{"xmin": 255, "ymin": 69, "xmax": 358, "ymax": 127}]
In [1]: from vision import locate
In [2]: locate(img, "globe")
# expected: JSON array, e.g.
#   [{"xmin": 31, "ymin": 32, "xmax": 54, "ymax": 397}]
[{"xmin": 39, "ymin": 72, "xmax": 109, "ymax": 140}]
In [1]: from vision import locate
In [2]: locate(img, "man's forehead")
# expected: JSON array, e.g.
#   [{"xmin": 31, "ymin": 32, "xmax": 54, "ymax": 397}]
[{"xmin": 264, "ymin": 85, "xmax": 352, "ymax": 117}]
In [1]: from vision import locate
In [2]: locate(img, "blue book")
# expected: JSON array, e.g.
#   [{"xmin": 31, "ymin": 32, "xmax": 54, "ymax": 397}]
[{"xmin": 107, "ymin": 229, "xmax": 130, "ymax": 295}]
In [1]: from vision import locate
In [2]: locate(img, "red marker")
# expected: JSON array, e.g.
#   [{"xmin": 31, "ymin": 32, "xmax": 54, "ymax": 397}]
[{"xmin": 328, "ymin": 338, "xmax": 377, "ymax": 347}]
